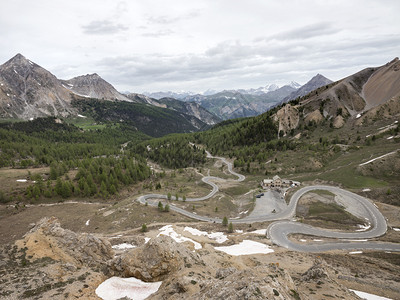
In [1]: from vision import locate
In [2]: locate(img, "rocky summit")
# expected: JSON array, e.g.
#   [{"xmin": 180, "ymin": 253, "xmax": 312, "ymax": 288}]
[{"xmin": 0, "ymin": 54, "xmax": 74, "ymax": 119}]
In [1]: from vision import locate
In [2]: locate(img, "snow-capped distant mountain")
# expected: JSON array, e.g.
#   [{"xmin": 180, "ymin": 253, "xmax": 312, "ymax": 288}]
[
  {"xmin": 235, "ymin": 83, "xmax": 280, "ymax": 96},
  {"xmin": 203, "ymin": 89, "xmax": 219, "ymax": 96},
  {"xmin": 288, "ymin": 81, "xmax": 301, "ymax": 89},
  {"xmin": 142, "ymin": 91, "xmax": 197, "ymax": 100}
]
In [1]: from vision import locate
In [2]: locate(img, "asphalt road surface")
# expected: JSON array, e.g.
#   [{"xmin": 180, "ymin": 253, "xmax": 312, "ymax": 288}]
[{"xmin": 136, "ymin": 152, "xmax": 400, "ymax": 252}]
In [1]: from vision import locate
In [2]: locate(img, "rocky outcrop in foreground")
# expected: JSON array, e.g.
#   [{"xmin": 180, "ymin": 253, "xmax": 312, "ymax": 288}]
[
  {"xmin": 0, "ymin": 218, "xmax": 378, "ymax": 299},
  {"xmin": 16, "ymin": 216, "xmax": 113, "ymax": 268}
]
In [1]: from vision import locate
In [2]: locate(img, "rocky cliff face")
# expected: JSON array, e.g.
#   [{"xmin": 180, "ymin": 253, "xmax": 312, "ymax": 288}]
[
  {"xmin": 0, "ymin": 54, "xmax": 75, "ymax": 119},
  {"xmin": 274, "ymin": 104, "xmax": 300, "ymax": 136}
]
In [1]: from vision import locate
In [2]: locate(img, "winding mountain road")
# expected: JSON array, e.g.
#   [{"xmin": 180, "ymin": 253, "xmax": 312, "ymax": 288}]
[{"xmin": 136, "ymin": 152, "xmax": 400, "ymax": 252}]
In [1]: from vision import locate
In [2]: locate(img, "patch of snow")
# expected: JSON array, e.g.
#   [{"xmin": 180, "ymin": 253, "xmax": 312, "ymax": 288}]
[
  {"xmin": 37, "ymin": 82, "xmax": 41, "ymax": 86},
  {"xmin": 144, "ymin": 237, "xmax": 151, "ymax": 244},
  {"xmin": 112, "ymin": 243, "xmax": 136, "ymax": 250},
  {"xmin": 299, "ymin": 239, "xmax": 307, "ymax": 242},
  {"xmin": 28, "ymin": 60, "xmax": 33, "ymax": 65},
  {"xmin": 239, "ymin": 210, "xmax": 249, "ymax": 215},
  {"xmin": 96, "ymin": 276, "xmax": 162, "ymax": 300},
  {"xmin": 1, "ymin": 83, "xmax": 3, "ymax": 86},
  {"xmin": 183, "ymin": 227, "xmax": 228, "ymax": 244},
  {"xmin": 158, "ymin": 225, "xmax": 202, "ymax": 249},
  {"xmin": 235, "ymin": 230, "xmax": 243, "ymax": 233},
  {"xmin": 349, "ymin": 251, "xmax": 363, "ymax": 254},
  {"xmin": 16, "ymin": 179, "xmax": 28, "ymax": 183},
  {"xmin": 13, "ymin": 69, "xmax": 18, "ymax": 75},
  {"xmin": 77, "ymin": 114, "xmax": 87, "ymax": 118},
  {"xmin": 349, "ymin": 289, "xmax": 392, "ymax": 300},
  {"xmin": 393, "ymin": 228, "xmax": 400, "ymax": 232},
  {"xmin": 215, "ymin": 240, "xmax": 274, "ymax": 256},
  {"xmin": 359, "ymin": 150, "xmax": 399, "ymax": 166},
  {"xmin": 387, "ymin": 136, "xmax": 394, "ymax": 140},
  {"xmin": 356, "ymin": 223, "xmax": 371, "ymax": 231},
  {"xmin": 313, "ymin": 239, "xmax": 323, "ymax": 242},
  {"xmin": 249, "ymin": 229, "xmax": 267, "ymax": 235},
  {"xmin": 362, "ymin": 188, "xmax": 371, "ymax": 192},
  {"xmin": 356, "ymin": 113, "xmax": 362, "ymax": 119},
  {"xmin": 7, "ymin": 93, "xmax": 10, "ymax": 97},
  {"xmin": 207, "ymin": 232, "xmax": 228, "ymax": 243},
  {"xmin": 395, "ymin": 121, "xmax": 398, "ymax": 124},
  {"xmin": 29, "ymin": 118, "xmax": 34, "ymax": 121},
  {"xmin": 85, "ymin": 219, "xmax": 90, "ymax": 226}
]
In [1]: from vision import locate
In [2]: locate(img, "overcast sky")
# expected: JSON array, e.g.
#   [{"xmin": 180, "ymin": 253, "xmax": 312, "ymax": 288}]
[{"xmin": 0, "ymin": 0, "xmax": 399, "ymax": 93}]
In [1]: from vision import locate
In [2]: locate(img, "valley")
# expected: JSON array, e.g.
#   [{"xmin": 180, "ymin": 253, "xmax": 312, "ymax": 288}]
[{"xmin": 0, "ymin": 53, "xmax": 399, "ymax": 300}]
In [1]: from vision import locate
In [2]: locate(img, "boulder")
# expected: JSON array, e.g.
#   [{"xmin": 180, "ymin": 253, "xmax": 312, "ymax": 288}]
[{"xmin": 111, "ymin": 235, "xmax": 201, "ymax": 282}]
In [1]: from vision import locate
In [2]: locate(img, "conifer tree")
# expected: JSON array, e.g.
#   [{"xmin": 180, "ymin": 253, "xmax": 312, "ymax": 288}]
[{"xmin": 228, "ymin": 222, "xmax": 234, "ymax": 233}]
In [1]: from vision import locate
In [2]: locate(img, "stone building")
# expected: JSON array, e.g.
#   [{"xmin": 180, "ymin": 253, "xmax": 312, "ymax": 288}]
[{"xmin": 261, "ymin": 175, "xmax": 300, "ymax": 189}]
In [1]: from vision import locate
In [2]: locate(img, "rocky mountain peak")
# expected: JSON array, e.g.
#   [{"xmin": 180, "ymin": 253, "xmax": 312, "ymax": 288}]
[
  {"xmin": 0, "ymin": 53, "xmax": 75, "ymax": 119},
  {"xmin": 284, "ymin": 74, "xmax": 333, "ymax": 102},
  {"xmin": 288, "ymin": 81, "xmax": 301, "ymax": 89},
  {"xmin": 1, "ymin": 53, "xmax": 37, "ymax": 73},
  {"xmin": 4, "ymin": 53, "xmax": 29, "ymax": 65},
  {"xmin": 63, "ymin": 73, "xmax": 131, "ymax": 101}
]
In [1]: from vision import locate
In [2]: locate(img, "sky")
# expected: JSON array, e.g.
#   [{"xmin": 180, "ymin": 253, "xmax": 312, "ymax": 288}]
[{"xmin": 0, "ymin": 0, "xmax": 399, "ymax": 93}]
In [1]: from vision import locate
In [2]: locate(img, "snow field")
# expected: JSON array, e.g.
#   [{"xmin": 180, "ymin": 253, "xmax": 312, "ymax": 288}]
[
  {"xmin": 95, "ymin": 277, "xmax": 162, "ymax": 300},
  {"xmin": 215, "ymin": 240, "xmax": 274, "ymax": 256},
  {"xmin": 183, "ymin": 226, "xmax": 228, "ymax": 243},
  {"xmin": 158, "ymin": 225, "xmax": 202, "ymax": 250},
  {"xmin": 112, "ymin": 243, "xmax": 136, "ymax": 250},
  {"xmin": 350, "ymin": 289, "xmax": 392, "ymax": 300}
]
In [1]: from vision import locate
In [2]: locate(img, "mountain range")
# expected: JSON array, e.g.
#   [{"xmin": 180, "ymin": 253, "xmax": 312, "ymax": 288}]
[
  {"xmin": 0, "ymin": 54, "xmax": 222, "ymax": 135},
  {"xmin": 0, "ymin": 53, "xmax": 334, "ymax": 124},
  {"xmin": 143, "ymin": 80, "xmax": 337, "ymax": 120},
  {"xmin": 2, "ymin": 53, "xmax": 398, "ymax": 135}
]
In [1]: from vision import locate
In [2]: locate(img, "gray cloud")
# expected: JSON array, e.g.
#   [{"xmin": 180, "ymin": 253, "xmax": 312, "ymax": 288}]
[
  {"xmin": 94, "ymin": 30, "xmax": 400, "ymax": 92},
  {"xmin": 147, "ymin": 11, "xmax": 200, "ymax": 25},
  {"xmin": 3, "ymin": 0, "xmax": 398, "ymax": 93},
  {"xmin": 141, "ymin": 29, "xmax": 175, "ymax": 38},
  {"xmin": 82, "ymin": 20, "xmax": 129, "ymax": 35},
  {"xmin": 255, "ymin": 22, "xmax": 340, "ymax": 43}
]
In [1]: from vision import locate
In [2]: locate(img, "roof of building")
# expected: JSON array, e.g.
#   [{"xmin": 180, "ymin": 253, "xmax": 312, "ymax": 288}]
[{"xmin": 272, "ymin": 175, "xmax": 281, "ymax": 181}]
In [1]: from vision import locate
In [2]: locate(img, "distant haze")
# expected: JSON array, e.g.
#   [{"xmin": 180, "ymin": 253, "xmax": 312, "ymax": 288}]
[{"xmin": 0, "ymin": 0, "xmax": 399, "ymax": 93}]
